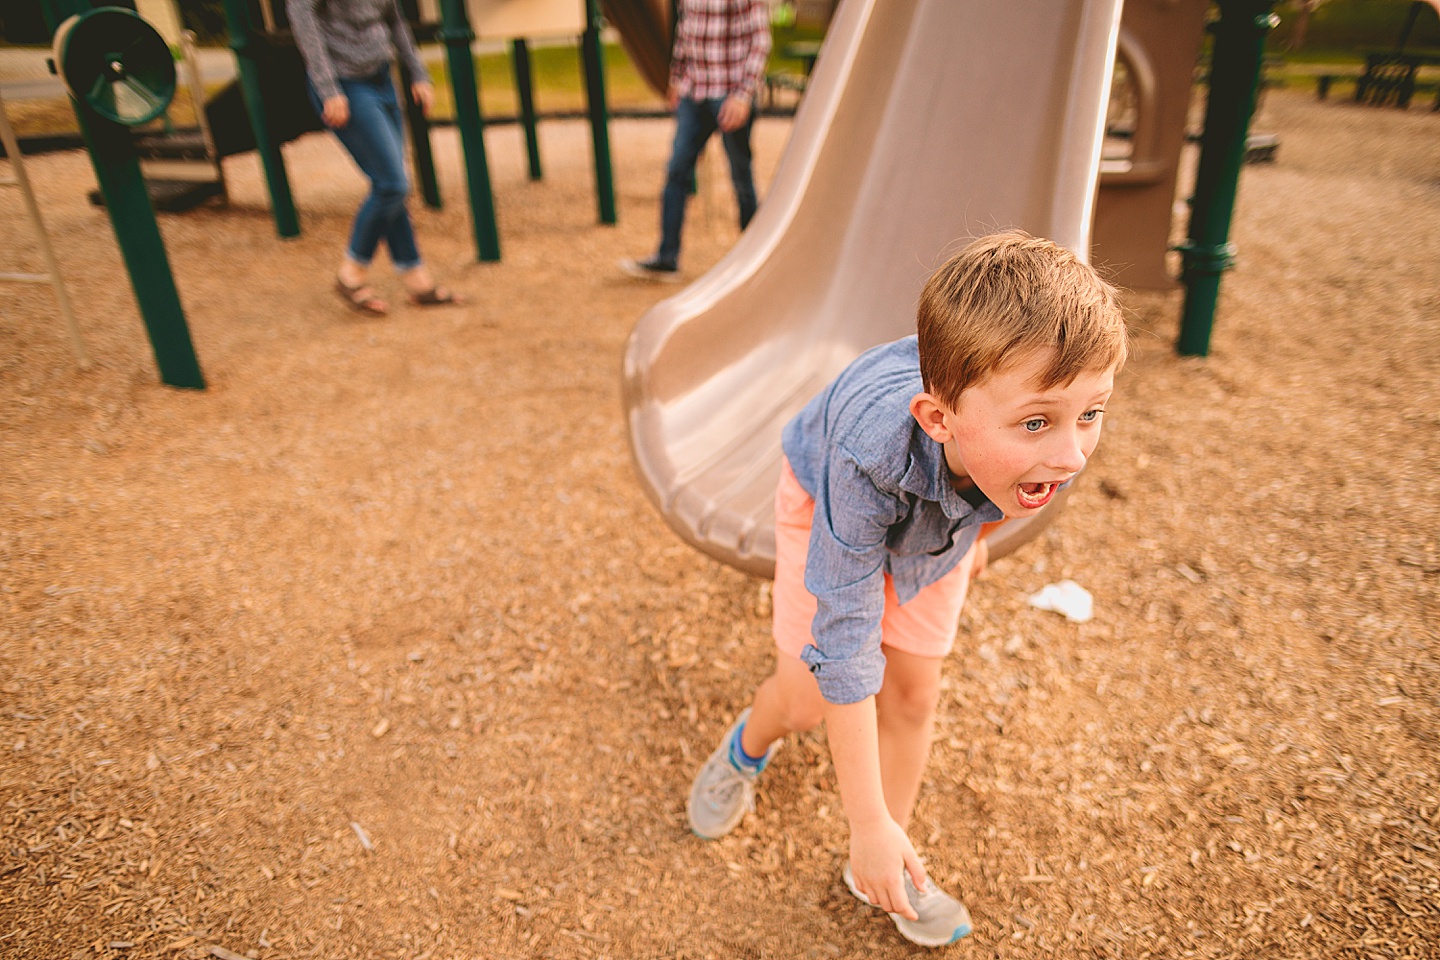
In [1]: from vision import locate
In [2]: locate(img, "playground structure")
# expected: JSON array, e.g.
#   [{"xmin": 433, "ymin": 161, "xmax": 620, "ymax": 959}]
[
  {"xmin": 73, "ymin": 1, "xmax": 623, "ymax": 227},
  {"xmin": 1092, "ymin": 0, "xmax": 1211, "ymax": 291},
  {"xmin": 213, "ymin": 0, "xmax": 618, "ymax": 254},
  {"xmin": 30, "ymin": 0, "xmax": 1271, "ymax": 456},
  {"xmin": 0, "ymin": 86, "xmax": 87, "ymax": 367},
  {"xmin": 105, "ymin": 0, "xmax": 322, "ymax": 213},
  {"xmin": 622, "ymin": 0, "xmax": 1272, "ymax": 578},
  {"xmin": 42, "ymin": 0, "xmax": 204, "ymax": 388},
  {"xmin": 31, "ymin": 0, "xmax": 623, "ymax": 387},
  {"xmin": 622, "ymin": 0, "xmax": 1124, "ymax": 577}
]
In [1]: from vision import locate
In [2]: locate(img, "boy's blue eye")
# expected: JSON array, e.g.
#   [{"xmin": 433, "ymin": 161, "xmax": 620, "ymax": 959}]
[
  {"xmin": 1024, "ymin": 418, "xmax": 1046, "ymax": 432},
  {"xmin": 1080, "ymin": 409, "xmax": 1103, "ymax": 423}
]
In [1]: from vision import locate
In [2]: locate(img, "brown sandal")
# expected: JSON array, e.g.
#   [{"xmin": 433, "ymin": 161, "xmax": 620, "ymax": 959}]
[
  {"xmin": 335, "ymin": 278, "xmax": 388, "ymax": 316},
  {"xmin": 407, "ymin": 286, "xmax": 465, "ymax": 307}
]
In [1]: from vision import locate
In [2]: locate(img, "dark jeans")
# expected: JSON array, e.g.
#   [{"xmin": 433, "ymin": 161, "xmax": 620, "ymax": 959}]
[
  {"xmin": 657, "ymin": 96, "xmax": 758, "ymax": 268},
  {"xmin": 307, "ymin": 69, "xmax": 421, "ymax": 270}
]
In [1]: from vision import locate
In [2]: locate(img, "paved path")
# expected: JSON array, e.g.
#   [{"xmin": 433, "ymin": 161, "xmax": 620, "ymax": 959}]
[{"xmin": 0, "ymin": 46, "xmax": 239, "ymax": 101}]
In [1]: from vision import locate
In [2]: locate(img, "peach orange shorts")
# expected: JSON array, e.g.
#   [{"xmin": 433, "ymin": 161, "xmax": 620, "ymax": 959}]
[{"xmin": 772, "ymin": 458, "xmax": 976, "ymax": 662}]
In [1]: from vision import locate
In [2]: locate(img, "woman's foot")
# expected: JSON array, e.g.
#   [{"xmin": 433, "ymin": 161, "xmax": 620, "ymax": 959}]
[
  {"xmin": 407, "ymin": 286, "xmax": 464, "ymax": 306},
  {"xmin": 401, "ymin": 266, "xmax": 465, "ymax": 307},
  {"xmin": 335, "ymin": 277, "xmax": 388, "ymax": 316}
]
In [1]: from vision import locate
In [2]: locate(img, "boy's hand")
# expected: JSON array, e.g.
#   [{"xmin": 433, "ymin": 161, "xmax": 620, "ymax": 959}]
[{"xmin": 849, "ymin": 817, "xmax": 926, "ymax": 921}]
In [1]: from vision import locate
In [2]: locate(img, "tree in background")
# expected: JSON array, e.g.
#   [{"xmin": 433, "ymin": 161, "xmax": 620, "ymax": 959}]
[
  {"xmin": 1269, "ymin": 0, "xmax": 1440, "ymax": 53},
  {"xmin": 0, "ymin": 1, "xmax": 53, "ymax": 43}
]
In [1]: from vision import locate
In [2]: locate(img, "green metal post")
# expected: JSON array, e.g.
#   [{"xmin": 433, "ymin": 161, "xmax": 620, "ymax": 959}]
[
  {"xmin": 580, "ymin": 0, "xmax": 617, "ymax": 225},
  {"xmin": 439, "ymin": 0, "xmax": 501, "ymax": 261},
  {"xmin": 1176, "ymin": 0, "xmax": 1277, "ymax": 357},
  {"xmin": 220, "ymin": 0, "xmax": 301, "ymax": 237},
  {"xmin": 512, "ymin": 39, "xmax": 543, "ymax": 181},
  {"xmin": 399, "ymin": 59, "xmax": 443, "ymax": 208},
  {"xmin": 40, "ymin": 0, "xmax": 204, "ymax": 389},
  {"xmin": 78, "ymin": 114, "xmax": 205, "ymax": 388}
]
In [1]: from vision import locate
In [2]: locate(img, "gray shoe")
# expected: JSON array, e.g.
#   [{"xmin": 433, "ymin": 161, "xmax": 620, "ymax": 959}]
[
  {"xmin": 687, "ymin": 708, "xmax": 768, "ymax": 839},
  {"xmin": 618, "ymin": 256, "xmax": 682, "ymax": 283},
  {"xmin": 843, "ymin": 862, "xmax": 973, "ymax": 947}
]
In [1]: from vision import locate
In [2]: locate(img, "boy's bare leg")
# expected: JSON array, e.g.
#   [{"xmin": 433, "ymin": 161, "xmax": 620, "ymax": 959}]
[
  {"xmin": 739, "ymin": 652, "xmax": 826, "ymax": 757},
  {"xmin": 873, "ymin": 646, "xmax": 944, "ymax": 828},
  {"xmin": 738, "ymin": 646, "xmax": 943, "ymax": 821}
]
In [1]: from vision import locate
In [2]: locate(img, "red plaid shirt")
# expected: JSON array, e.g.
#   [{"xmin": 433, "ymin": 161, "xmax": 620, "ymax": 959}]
[{"xmin": 669, "ymin": 0, "xmax": 773, "ymax": 102}]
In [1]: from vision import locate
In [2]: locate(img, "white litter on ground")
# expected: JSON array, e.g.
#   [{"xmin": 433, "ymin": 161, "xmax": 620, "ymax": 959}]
[{"xmin": 1026, "ymin": 580, "xmax": 1094, "ymax": 623}]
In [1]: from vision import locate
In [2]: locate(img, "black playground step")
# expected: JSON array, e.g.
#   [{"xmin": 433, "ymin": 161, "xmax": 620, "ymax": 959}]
[{"xmin": 88, "ymin": 178, "xmax": 225, "ymax": 213}]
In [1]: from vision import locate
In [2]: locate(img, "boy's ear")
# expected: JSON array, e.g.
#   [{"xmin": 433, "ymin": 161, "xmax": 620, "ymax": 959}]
[{"xmin": 909, "ymin": 392, "xmax": 954, "ymax": 444}]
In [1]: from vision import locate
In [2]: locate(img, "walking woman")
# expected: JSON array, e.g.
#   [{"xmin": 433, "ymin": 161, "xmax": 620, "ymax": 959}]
[{"xmin": 289, "ymin": 0, "xmax": 462, "ymax": 315}]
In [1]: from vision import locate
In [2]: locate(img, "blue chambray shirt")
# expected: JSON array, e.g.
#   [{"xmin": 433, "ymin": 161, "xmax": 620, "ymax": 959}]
[{"xmin": 780, "ymin": 336, "xmax": 1005, "ymax": 705}]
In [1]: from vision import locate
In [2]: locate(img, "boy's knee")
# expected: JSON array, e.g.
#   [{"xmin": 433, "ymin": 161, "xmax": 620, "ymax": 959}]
[
  {"xmin": 880, "ymin": 679, "xmax": 940, "ymax": 728},
  {"xmin": 782, "ymin": 699, "xmax": 824, "ymax": 734}
]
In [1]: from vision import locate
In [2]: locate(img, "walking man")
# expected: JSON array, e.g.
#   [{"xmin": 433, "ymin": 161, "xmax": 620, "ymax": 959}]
[{"xmin": 621, "ymin": 0, "xmax": 773, "ymax": 281}]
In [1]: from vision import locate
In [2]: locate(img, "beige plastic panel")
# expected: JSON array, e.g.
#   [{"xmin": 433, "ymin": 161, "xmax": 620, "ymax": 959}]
[
  {"xmin": 414, "ymin": 0, "xmax": 585, "ymax": 37},
  {"xmin": 623, "ymin": 0, "xmax": 1123, "ymax": 579},
  {"xmin": 1093, "ymin": 0, "xmax": 1210, "ymax": 290},
  {"xmin": 134, "ymin": 0, "xmax": 185, "ymax": 46}
]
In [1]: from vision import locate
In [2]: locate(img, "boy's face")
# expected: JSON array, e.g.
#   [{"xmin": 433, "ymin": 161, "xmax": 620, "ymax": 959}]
[{"xmin": 912, "ymin": 349, "xmax": 1116, "ymax": 518}]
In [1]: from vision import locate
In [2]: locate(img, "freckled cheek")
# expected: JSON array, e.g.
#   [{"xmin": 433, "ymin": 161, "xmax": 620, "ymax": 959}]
[{"xmin": 990, "ymin": 444, "xmax": 1038, "ymax": 483}]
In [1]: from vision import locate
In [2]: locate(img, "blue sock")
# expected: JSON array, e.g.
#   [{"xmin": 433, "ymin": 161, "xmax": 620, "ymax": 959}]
[{"xmin": 729, "ymin": 720, "xmax": 769, "ymax": 772}]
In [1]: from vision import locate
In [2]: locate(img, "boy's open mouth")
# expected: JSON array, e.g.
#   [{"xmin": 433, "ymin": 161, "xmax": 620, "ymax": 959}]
[{"xmin": 1016, "ymin": 481, "xmax": 1058, "ymax": 509}]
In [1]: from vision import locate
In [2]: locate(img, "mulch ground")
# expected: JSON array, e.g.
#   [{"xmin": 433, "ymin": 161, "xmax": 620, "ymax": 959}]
[{"xmin": 2, "ymin": 87, "xmax": 1438, "ymax": 960}]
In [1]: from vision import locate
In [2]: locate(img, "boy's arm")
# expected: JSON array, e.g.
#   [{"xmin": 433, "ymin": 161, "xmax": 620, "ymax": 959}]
[
  {"xmin": 826, "ymin": 697, "xmax": 925, "ymax": 921},
  {"xmin": 799, "ymin": 451, "xmax": 904, "ymax": 702},
  {"xmin": 798, "ymin": 449, "xmax": 923, "ymax": 916}
]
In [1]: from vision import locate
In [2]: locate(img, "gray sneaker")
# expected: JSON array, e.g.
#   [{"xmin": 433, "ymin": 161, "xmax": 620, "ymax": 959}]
[
  {"xmin": 618, "ymin": 256, "xmax": 682, "ymax": 283},
  {"xmin": 843, "ymin": 862, "xmax": 973, "ymax": 947},
  {"xmin": 687, "ymin": 708, "xmax": 768, "ymax": 839}
]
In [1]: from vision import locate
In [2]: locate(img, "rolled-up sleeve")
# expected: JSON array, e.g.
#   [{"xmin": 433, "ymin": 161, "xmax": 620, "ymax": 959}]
[{"xmin": 799, "ymin": 447, "xmax": 904, "ymax": 704}]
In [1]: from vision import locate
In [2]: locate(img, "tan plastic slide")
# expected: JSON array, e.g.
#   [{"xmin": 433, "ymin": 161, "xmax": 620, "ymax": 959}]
[{"xmin": 622, "ymin": 0, "xmax": 1124, "ymax": 579}]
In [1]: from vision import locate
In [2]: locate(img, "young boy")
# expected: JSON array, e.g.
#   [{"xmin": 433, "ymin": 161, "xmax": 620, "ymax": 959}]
[{"xmin": 686, "ymin": 230, "xmax": 1127, "ymax": 946}]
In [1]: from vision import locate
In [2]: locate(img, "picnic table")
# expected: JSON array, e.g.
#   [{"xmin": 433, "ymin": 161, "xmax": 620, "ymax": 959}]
[{"xmin": 1317, "ymin": 51, "xmax": 1440, "ymax": 109}]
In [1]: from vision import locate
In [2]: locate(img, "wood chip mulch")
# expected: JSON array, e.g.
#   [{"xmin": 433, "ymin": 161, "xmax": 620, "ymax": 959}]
[{"xmin": 2, "ymin": 89, "xmax": 1438, "ymax": 959}]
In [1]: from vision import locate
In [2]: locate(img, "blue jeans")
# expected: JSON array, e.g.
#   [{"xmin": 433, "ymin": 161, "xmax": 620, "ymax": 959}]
[
  {"xmin": 307, "ymin": 69, "xmax": 421, "ymax": 271},
  {"xmin": 657, "ymin": 96, "xmax": 758, "ymax": 268}
]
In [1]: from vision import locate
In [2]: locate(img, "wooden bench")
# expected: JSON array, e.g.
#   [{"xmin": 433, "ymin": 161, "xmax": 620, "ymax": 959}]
[{"xmin": 762, "ymin": 70, "xmax": 807, "ymax": 108}]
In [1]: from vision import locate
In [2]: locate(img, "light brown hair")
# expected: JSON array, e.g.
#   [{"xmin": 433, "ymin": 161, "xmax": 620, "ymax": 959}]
[{"xmin": 916, "ymin": 230, "xmax": 1127, "ymax": 410}]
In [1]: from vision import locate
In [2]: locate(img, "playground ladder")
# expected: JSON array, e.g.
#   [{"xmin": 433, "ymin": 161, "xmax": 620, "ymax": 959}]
[
  {"xmin": 0, "ymin": 87, "xmax": 90, "ymax": 368},
  {"xmin": 132, "ymin": 29, "xmax": 227, "ymax": 204}
]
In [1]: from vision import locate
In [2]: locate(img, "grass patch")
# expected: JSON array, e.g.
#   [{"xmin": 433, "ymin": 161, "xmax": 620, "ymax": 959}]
[{"xmin": 427, "ymin": 41, "xmax": 662, "ymax": 120}]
